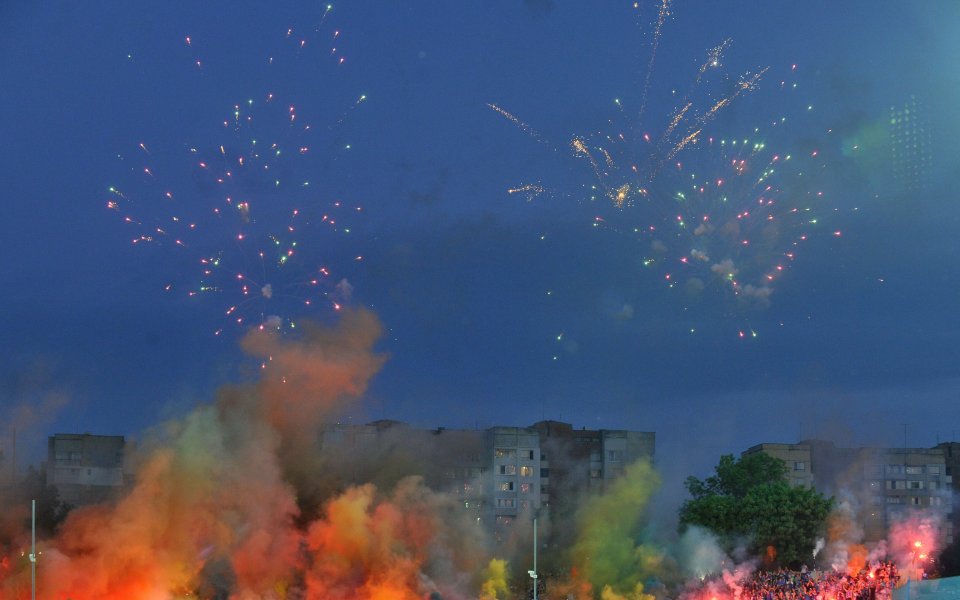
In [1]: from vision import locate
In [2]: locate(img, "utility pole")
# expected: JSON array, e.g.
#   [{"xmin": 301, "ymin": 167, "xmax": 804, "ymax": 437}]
[
  {"xmin": 527, "ymin": 517, "xmax": 538, "ymax": 600},
  {"xmin": 30, "ymin": 498, "xmax": 36, "ymax": 600}
]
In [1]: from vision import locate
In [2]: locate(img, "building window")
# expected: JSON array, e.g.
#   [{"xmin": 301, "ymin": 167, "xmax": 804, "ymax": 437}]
[
  {"xmin": 908, "ymin": 481, "xmax": 923, "ymax": 490},
  {"xmin": 886, "ymin": 465, "xmax": 904, "ymax": 476},
  {"xmin": 589, "ymin": 469, "xmax": 602, "ymax": 479},
  {"xmin": 607, "ymin": 450, "xmax": 623, "ymax": 462},
  {"xmin": 906, "ymin": 466, "xmax": 923, "ymax": 475},
  {"xmin": 885, "ymin": 480, "xmax": 907, "ymax": 490},
  {"xmin": 496, "ymin": 498, "xmax": 516, "ymax": 509},
  {"xmin": 541, "ymin": 453, "xmax": 547, "ymax": 460},
  {"xmin": 519, "ymin": 500, "xmax": 530, "ymax": 511},
  {"xmin": 520, "ymin": 483, "xmax": 531, "ymax": 494},
  {"xmin": 495, "ymin": 448, "xmax": 516, "ymax": 458},
  {"xmin": 499, "ymin": 465, "xmax": 516, "ymax": 475},
  {"xmin": 499, "ymin": 482, "xmax": 515, "ymax": 492},
  {"xmin": 540, "ymin": 484, "xmax": 549, "ymax": 494},
  {"xmin": 929, "ymin": 481, "xmax": 938, "ymax": 490},
  {"xmin": 886, "ymin": 496, "xmax": 902, "ymax": 504},
  {"xmin": 927, "ymin": 465, "xmax": 941, "ymax": 475},
  {"xmin": 519, "ymin": 466, "xmax": 534, "ymax": 477},
  {"xmin": 540, "ymin": 468, "xmax": 550, "ymax": 478},
  {"xmin": 526, "ymin": 450, "xmax": 535, "ymax": 460},
  {"xmin": 910, "ymin": 496, "xmax": 921, "ymax": 506},
  {"xmin": 793, "ymin": 461, "xmax": 805, "ymax": 471}
]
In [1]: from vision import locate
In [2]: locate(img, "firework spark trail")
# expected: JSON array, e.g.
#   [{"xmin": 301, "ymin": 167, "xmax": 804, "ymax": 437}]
[
  {"xmin": 636, "ymin": 0, "xmax": 672, "ymax": 123},
  {"xmin": 575, "ymin": 58, "xmax": 850, "ymax": 341},
  {"xmin": 657, "ymin": 67, "xmax": 769, "ymax": 174},
  {"xmin": 107, "ymin": 6, "xmax": 366, "ymax": 336},
  {"xmin": 507, "ymin": 183, "xmax": 546, "ymax": 201},
  {"xmin": 487, "ymin": 103, "xmax": 549, "ymax": 146}
]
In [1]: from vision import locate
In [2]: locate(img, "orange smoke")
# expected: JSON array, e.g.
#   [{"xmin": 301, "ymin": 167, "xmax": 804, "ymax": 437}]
[
  {"xmin": 4, "ymin": 310, "xmax": 503, "ymax": 599},
  {"xmin": 845, "ymin": 544, "xmax": 868, "ymax": 576}
]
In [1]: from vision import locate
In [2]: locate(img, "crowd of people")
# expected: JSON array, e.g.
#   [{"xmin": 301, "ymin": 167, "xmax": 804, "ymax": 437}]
[{"xmin": 736, "ymin": 562, "xmax": 900, "ymax": 600}]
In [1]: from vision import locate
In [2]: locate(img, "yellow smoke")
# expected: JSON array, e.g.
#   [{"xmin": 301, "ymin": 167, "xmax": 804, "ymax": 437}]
[
  {"xmin": 601, "ymin": 582, "xmax": 656, "ymax": 600},
  {"xmin": 480, "ymin": 557, "xmax": 510, "ymax": 600}
]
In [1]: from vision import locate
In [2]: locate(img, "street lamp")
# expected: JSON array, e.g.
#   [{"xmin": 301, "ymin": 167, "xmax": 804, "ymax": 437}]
[
  {"xmin": 907, "ymin": 540, "xmax": 922, "ymax": 600},
  {"xmin": 529, "ymin": 517, "xmax": 538, "ymax": 600},
  {"xmin": 30, "ymin": 499, "xmax": 36, "ymax": 600}
]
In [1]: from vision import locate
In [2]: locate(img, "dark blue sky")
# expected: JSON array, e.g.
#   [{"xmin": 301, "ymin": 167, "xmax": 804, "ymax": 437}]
[{"xmin": 2, "ymin": 1, "xmax": 959, "ymax": 500}]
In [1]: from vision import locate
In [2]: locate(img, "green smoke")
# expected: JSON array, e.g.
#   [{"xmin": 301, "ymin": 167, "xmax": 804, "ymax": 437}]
[{"xmin": 571, "ymin": 459, "xmax": 663, "ymax": 597}]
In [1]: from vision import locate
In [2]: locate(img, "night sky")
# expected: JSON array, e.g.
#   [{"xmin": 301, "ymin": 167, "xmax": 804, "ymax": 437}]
[{"xmin": 2, "ymin": 1, "xmax": 959, "ymax": 506}]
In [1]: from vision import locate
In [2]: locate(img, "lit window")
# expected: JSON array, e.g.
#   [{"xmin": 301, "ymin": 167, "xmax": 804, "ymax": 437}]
[
  {"xmin": 519, "ymin": 466, "xmax": 534, "ymax": 477},
  {"xmin": 520, "ymin": 483, "xmax": 531, "ymax": 493},
  {"xmin": 590, "ymin": 469, "xmax": 602, "ymax": 478},
  {"xmin": 499, "ymin": 481, "xmax": 515, "ymax": 492},
  {"xmin": 500, "ymin": 465, "xmax": 516, "ymax": 475}
]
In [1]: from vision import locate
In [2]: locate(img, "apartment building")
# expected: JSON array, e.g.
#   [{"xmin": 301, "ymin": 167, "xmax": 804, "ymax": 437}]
[
  {"xmin": 745, "ymin": 440, "xmax": 953, "ymax": 544},
  {"xmin": 318, "ymin": 420, "xmax": 655, "ymax": 538},
  {"xmin": 46, "ymin": 433, "xmax": 128, "ymax": 506}
]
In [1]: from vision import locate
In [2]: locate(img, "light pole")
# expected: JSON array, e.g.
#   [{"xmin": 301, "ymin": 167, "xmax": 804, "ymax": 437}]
[
  {"xmin": 527, "ymin": 517, "xmax": 538, "ymax": 600},
  {"xmin": 30, "ymin": 498, "xmax": 36, "ymax": 600},
  {"xmin": 907, "ymin": 540, "xmax": 922, "ymax": 600}
]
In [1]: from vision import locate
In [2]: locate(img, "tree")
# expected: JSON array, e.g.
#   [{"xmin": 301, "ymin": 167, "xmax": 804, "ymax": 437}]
[
  {"xmin": 17, "ymin": 465, "xmax": 71, "ymax": 537},
  {"xmin": 937, "ymin": 538, "xmax": 960, "ymax": 577},
  {"xmin": 679, "ymin": 453, "xmax": 832, "ymax": 568}
]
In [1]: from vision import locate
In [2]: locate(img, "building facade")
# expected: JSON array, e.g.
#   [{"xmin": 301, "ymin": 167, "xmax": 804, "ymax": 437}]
[
  {"xmin": 936, "ymin": 442, "xmax": 960, "ymax": 548},
  {"xmin": 46, "ymin": 433, "xmax": 128, "ymax": 506},
  {"xmin": 318, "ymin": 420, "xmax": 655, "ymax": 541},
  {"xmin": 745, "ymin": 440, "xmax": 953, "ymax": 544}
]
